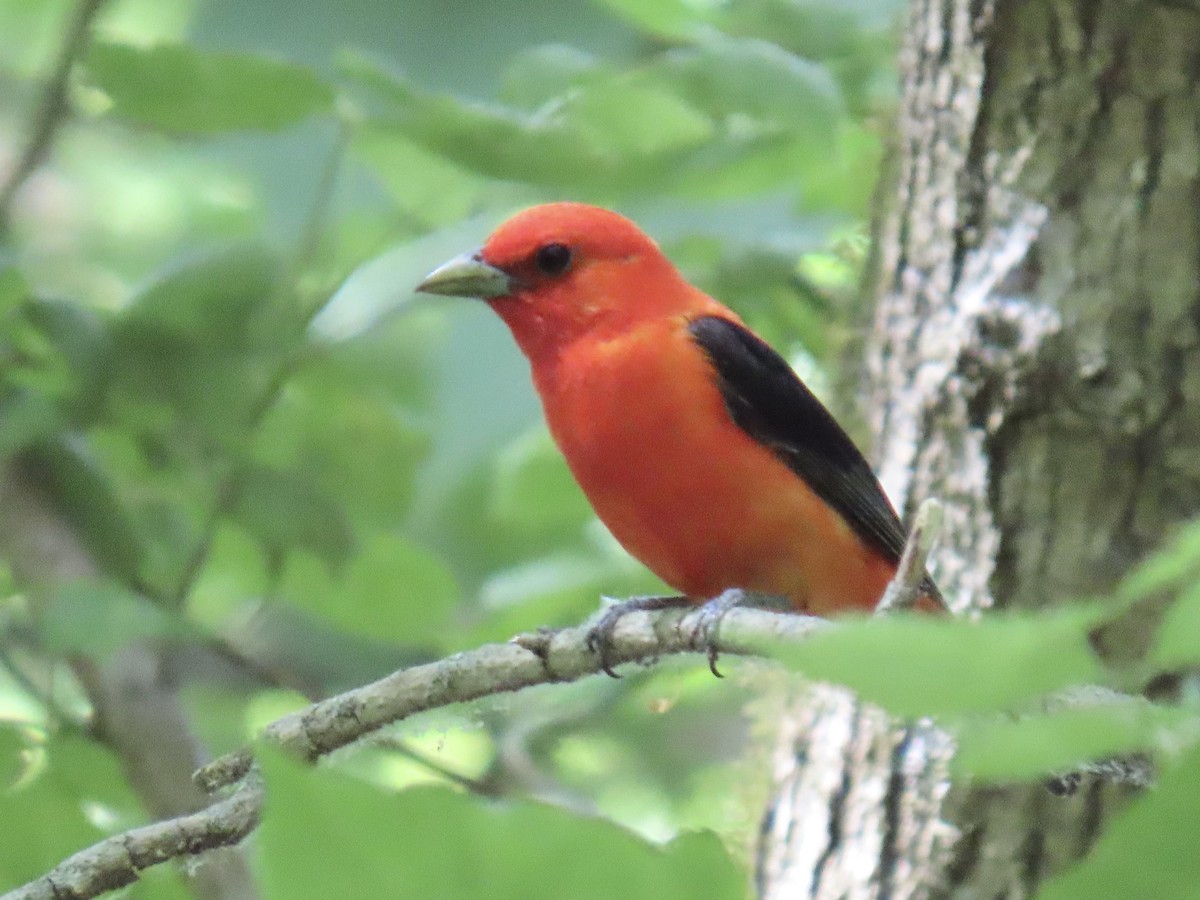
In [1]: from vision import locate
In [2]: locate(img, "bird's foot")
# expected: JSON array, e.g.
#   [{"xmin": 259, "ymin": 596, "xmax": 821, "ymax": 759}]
[
  {"xmin": 691, "ymin": 589, "xmax": 789, "ymax": 677},
  {"xmin": 586, "ymin": 595, "xmax": 690, "ymax": 678}
]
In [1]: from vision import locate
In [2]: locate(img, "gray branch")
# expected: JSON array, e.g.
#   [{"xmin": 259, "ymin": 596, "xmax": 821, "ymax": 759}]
[
  {"xmin": 195, "ymin": 605, "xmax": 826, "ymax": 790},
  {"xmin": 3, "ymin": 776, "xmax": 263, "ymax": 900},
  {"xmin": 2, "ymin": 605, "xmax": 826, "ymax": 900}
]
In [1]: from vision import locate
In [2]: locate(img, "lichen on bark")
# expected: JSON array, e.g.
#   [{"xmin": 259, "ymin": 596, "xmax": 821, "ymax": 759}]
[{"xmin": 756, "ymin": 0, "xmax": 1200, "ymax": 896}]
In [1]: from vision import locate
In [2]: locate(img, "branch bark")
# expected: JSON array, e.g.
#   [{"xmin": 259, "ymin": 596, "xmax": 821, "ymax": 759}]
[
  {"xmin": 2, "ymin": 777, "xmax": 264, "ymax": 900},
  {"xmin": 196, "ymin": 605, "xmax": 825, "ymax": 791},
  {"xmin": 3, "ymin": 605, "xmax": 824, "ymax": 900}
]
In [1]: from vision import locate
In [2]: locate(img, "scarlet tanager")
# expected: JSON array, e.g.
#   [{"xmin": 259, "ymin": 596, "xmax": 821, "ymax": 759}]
[{"xmin": 418, "ymin": 203, "xmax": 943, "ymax": 671}]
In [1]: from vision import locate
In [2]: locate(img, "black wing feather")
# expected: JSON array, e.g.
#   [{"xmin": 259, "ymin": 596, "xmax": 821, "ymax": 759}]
[{"xmin": 689, "ymin": 316, "xmax": 924, "ymax": 579}]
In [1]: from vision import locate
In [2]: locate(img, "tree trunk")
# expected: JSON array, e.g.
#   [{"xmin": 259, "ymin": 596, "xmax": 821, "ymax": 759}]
[
  {"xmin": 755, "ymin": 0, "xmax": 1200, "ymax": 896},
  {"xmin": 0, "ymin": 465, "xmax": 258, "ymax": 900}
]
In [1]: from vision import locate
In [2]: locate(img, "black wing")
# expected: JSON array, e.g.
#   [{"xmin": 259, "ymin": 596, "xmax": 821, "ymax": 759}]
[{"xmin": 689, "ymin": 315, "xmax": 915, "ymax": 570}]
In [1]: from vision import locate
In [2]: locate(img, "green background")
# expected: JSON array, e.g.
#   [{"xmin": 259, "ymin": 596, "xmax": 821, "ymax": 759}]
[{"xmin": 2, "ymin": 0, "xmax": 1198, "ymax": 896}]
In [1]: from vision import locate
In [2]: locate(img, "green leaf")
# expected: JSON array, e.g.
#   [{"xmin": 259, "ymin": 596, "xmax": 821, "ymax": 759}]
[
  {"xmin": 109, "ymin": 244, "xmax": 290, "ymax": 445},
  {"xmin": 41, "ymin": 578, "xmax": 189, "ymax": 660},
  {"xmin": 0, "ymin": 266, "xmax": 28, "ymax": 316},
  {"xmin": 85, "ymin": 42, "xmax": 334, "ymax": 134},
  {"xmin": 800, "ymin": 125, "xmax": 884, "ymax": 213},
  {"xmin": 721, "ymin": 0, "xmax": 897, "ymax": 71},
  {"xmin": 340, "ymin": 537, "xmax": 458, "ymax": 644},
  {"xmin": 24, "ymin": 437, "xmax": 144, "ymax": 585},
  {"xmin": 311, "ymin": 223, "xmax": 481, "ymax": 343},
  {"xmin": 776, "ymin": 607, "xmax": 1106, "ymax": 717},
  {"xmin": 0, "ymin": 295, "xmax": 109, "ymax": 429},
  {"xmin": 472, "ymin": 541, "xmax": 665, "ymax": 646},
  {"xmin": 567, "ymin": 81, "xmax": 714, "ymax": 159},
  {"xmin": 489, "ymin": 428, "xmax": 591, "ymax": 534},
  {"xmin": 651, "ymin": 36, "xmax": 842, "ymax": 133},
  {"xmin": 342, "ymin": 53, "xmax": 602, "ymax": 187},
  {"xmin": 266, "ymin": 390, "xmax": 429, "ymax": 525},
  {"xmin": 15, "ymin": 298, "xmax": 112, "ymax": 417},
  {"xmin": 1117, "ymin": 518, "xmax": 1200, "ymax": 601},
  {"xmin": 0, "ymin": 734, "xmax": 142, "ymax": 890},
  {"xmin": 665, "ymin": 136, "xmax": 809, "ymax": 199},
  {"xmin": 343, "ymin": 54, "xmax": 711, "ymax": 191},
  {"xmin": 479, "ymin": 552, "xmax": 627, "ymax": 617},
  {"xmin": 1040, "ymin": 742, "xmax": 1200, "ymax": 900},
  {"xmin": 119, "ymin": 244, "xmax": 282, "ymax": 346},
  {"xmin": 0, "ymin": 390, "xmax": 65, "ymax": 457},
  {"xmin": 590, "ymin": 0, "xmax": 712, "ymax": 39},
  {"xmin": 955, "ymin": 702, "xmax": 1191, "ymax": 783},
  {"xmin": 352, "ymin": 126, "xmax": 484, "ymax": 228},
  {"xmin": 187, "ymin": 525, "xmax": 271, "ymax": 625},
  {"xmin": 0, "ymin": 769, "xmax": 101, "ymax": 889},
  {"xmin": 232, "ymin": 465, "xmax": 355, "ymax": 572},
  {"xmin": 258, "ymin": 750, "xmax": 744, "ymax": 899},
  {"xmin": 499, "ymin": 44, "xmax": 600, "ymax": 109},
  {"xmin": 1150, "ymin": 581, "xmax": 1200, "ymax": 669},
  {"xmin": 282, "ymin": 534, "xmax": 459, "ymax": 647}
]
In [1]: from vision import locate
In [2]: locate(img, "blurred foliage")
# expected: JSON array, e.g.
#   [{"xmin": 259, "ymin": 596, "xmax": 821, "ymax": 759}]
[
  {"xmin": 258, "ymin": 748, "xmax": 745, "ymax": 898},
  {"xmin": 772, "ymin": 521, "xmax": 1200, "ymax": 900},
  {"xmin": 776, "ymin": 606, "xmax": 1107, "ymax": 718},
  {"xmin": 0, "ymin": 0, "xmax": 1197, "ymax": 897}
]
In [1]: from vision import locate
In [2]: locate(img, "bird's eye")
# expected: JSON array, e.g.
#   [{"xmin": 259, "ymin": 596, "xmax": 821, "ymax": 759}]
[{"xmin": 534, "ymin": 243, "xmax": 573, "ymax": 276}]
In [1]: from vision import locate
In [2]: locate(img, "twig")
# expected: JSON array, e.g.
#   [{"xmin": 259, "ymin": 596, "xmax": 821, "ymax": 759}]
[
  {"xmin": 0, "ymin": 0, "xmax": 110, "ymax": 236},
  {"xmin": 0, "ymin": 502, "xmax": 943, "ymax": 899},
  {"xmin": 1040, "ymin": 685, "xmax": 1159, "ymax": 795},
  {"xmin": 195, "ymin": 604, "xmax": 825, "ymax": 792},
  {"xmin": 201, "ymin": 627, "xmax": 488, "ymax": 792},
  {"xmin": 1044, "ymin": 754, "xmax": 1156, "ymax": 796},
  {"xmin": 0, "ymin": 605, "xmax": 822, "ymax": 900},
  {"xmin": 2, "ymin": 772, "xmax": 263, "ymax": 900},
  {"xmin": 196, "ymin": 498, "xmax": 947, "ymax": 794},
  {"xmin": 371, "ymin": 735, "xmax": 498, "ymax": 796},
  {"xmin": 875, "ymin": 498, "xmax": 944, "ymax": 615}
]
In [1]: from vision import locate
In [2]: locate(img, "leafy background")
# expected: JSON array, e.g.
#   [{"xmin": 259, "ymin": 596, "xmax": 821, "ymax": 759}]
[{"xmin": 1, "ymin": 0, "xmax": 1198, "ymax": 897}]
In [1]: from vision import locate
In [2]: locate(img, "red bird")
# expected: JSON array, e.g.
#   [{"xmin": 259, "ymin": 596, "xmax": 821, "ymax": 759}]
[{"xmin": 418, "ymin": 203, "xmax": 942, "ymax": 671}]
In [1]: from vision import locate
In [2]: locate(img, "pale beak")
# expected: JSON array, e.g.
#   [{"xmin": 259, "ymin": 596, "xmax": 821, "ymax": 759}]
[{"xmin": 415, "ymin": 251, "xmax": 512, "ymax": 299}]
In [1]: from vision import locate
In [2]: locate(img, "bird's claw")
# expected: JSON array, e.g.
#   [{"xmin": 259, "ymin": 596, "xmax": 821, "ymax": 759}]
[
  {"xmin": 688, "ymin": 589, "xmax": 749, "ymax": 677},
  {"xmin": 689, "ymin": 589, "xmax": 791, "ymax": 676},
  {"xmin": 585, "ymin": 595, "xmax": 690, "ymax": 678},
  {"xmin": 585, "ymin": 606, "xmax": 624, "ymax": 678},
  {"xmin": 586, "ymin": 590, "xmax": 783, "ymax": 678}
]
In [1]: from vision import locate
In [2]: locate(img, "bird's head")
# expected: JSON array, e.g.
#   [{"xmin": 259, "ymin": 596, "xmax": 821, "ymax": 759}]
[{"xmin": 417, "ymin": 203, "xmax": 714, "ymax": 361}]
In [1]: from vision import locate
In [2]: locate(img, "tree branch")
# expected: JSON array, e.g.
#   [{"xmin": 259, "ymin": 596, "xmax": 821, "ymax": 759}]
[
  {"xmin": 194, "ymin": 604, "xmax": 826, "ymax": 791},
  {"xmin": 2, "ymin": 774, "xmax": 263, "ymax": 900},
  {"xmin": 4, "ymin": 501, "xmax": 950, "ymax": 900},
  {"xmin": 1, "ymin": 605, "xmax": 824, "ymax": 900},
  {"xmin": 5, "ymin": 502, "xmax": 1154, "ymax": 900},
  {"xmin": 874, "ymin": 498, "xmax": 944, "ymax": 614},
  {"xmin": 0, "ymin": 0, "xmax": 110, "ymax": 236},
  {"xmin": 3, "ymin": 509, "xmax": 947, "ymax": 900}
]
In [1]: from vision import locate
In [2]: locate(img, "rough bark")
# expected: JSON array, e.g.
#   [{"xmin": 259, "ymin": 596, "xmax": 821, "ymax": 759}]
[{"xmin": 756, "ymin": 0, "xmax": 1200, "ymax": 896}]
